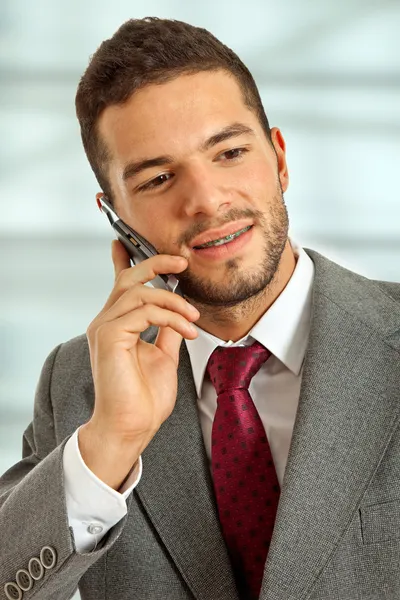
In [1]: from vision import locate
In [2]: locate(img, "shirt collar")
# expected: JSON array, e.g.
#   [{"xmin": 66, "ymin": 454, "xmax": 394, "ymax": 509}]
[{"xmin": 184, "ymin": 238, "xmax": 315, "ymax": 398}]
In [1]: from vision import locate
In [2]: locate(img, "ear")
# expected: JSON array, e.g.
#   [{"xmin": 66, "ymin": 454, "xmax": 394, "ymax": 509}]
[
  {"xmin": 270, "ymin": 127, "xmax": 289, "ymax": 193},
  {"xmin": 95, "ymin": 191, "xmax": 105, "ymax": 211}
]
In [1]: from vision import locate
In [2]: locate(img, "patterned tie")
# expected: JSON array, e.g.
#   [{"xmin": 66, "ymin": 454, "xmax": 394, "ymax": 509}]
[{"xmin": 206, "ymin": 341, "xmax": 281, "ymax": 600}]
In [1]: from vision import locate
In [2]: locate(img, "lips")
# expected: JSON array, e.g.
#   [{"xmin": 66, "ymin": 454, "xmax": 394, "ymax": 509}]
[{"xmin": 190, "ymin": 221, "xmax": 253, "ymax": 249}]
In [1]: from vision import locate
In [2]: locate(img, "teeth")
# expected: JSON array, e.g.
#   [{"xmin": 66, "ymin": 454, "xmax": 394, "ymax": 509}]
[{"xmin": 195, "ymin": 226, "xmax": 251, "ymax": 249}]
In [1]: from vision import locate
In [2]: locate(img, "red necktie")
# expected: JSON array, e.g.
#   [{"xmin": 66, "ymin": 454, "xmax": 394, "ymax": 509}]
[{"xmin": 206, "ymin": 341, "xmax": 281, "ymax": 600}]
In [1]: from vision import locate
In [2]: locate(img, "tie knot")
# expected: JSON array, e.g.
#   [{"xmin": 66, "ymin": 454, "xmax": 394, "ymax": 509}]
[{"xmin": 206, "ymin": 341, "xmax": 271, "ymax": 395}]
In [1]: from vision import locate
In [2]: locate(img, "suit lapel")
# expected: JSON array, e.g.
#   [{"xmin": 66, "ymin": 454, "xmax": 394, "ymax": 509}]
[
  {"xmin": 260, "ymin": 249, "xmax": 400, "ymax": 600},
  {"xmin": 136, "ymin": 337, "xmax": 239, "ymax": 600}
]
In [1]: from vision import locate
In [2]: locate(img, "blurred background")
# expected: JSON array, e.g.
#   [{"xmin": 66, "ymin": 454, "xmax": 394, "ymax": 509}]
[{"xmin": 0, "ymin": 1, "xmax": 399, "ymax": 595}]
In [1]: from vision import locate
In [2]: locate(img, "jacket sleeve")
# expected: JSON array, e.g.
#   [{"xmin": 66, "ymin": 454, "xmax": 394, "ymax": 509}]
[
  {"xmin": 0, "ymin": 344, "xmax": 129, "ymax": 600},
  {"xmin": 63, "ymin": 427, "xmax": 141, "ymax": 553}
]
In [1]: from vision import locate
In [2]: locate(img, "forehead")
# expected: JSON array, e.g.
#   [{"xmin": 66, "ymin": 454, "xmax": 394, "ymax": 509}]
[{"xmin": 97, "ymin": 70, "xmax": 257, "ymax": 159}]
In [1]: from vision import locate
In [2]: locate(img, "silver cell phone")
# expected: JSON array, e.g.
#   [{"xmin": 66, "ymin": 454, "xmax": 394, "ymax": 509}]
[{"xmin": 97, "ymin": 195, "xmax": 183, "ymax": 297}]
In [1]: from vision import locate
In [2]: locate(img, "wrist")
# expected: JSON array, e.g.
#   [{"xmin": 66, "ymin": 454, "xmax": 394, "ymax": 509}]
[{"xmin": 78, "ymin": 421, "xmax": 144, "ymax": 490}]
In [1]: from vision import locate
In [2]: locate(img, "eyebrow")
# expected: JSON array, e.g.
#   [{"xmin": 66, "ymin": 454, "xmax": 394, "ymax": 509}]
[{"xmin": 122, "ymin": 122, "xmax": 255, "ymax": 182}]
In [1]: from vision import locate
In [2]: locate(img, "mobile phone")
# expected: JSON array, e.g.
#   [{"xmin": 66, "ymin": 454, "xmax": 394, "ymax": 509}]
[{"xmin": 96, "ymin": 195, "xmax": 183, "ymax": 297}]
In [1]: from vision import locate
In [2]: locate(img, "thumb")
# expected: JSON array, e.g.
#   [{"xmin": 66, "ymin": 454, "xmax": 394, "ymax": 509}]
[{"xmin": 154, "ymin": 326, "xmax": 184, "ymax": 367}]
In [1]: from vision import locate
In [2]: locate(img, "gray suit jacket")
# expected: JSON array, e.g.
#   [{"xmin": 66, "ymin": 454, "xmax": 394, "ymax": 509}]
[{"xmin": 1, "ymin": 248, "xmax": 400, "ymax": 600}]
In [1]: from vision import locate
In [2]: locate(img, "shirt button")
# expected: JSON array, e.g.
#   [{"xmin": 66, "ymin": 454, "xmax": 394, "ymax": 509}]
[{"xmin": 87, "ymin": 522, "xmax": 104, "ymax": 535}]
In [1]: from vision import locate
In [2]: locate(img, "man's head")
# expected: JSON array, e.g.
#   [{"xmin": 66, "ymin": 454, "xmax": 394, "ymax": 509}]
[
  {"xmin": 76, "ymin": 17, "xmax": 272, "ymax": 201},
  {"xmin": 75, "ymin": 18, "xmax": 292, "ymax": 325}
]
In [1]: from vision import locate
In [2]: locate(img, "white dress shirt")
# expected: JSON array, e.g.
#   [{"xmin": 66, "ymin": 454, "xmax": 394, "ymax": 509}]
[{"xmin": 63, "ymin": 237, "xmax": 315, "ymax": 553}]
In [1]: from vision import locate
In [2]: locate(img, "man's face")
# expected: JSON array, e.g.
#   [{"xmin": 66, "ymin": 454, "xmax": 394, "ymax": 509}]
[{"xmin": 98, "ymin": 70, "xmax": 290, "ymax": 306}]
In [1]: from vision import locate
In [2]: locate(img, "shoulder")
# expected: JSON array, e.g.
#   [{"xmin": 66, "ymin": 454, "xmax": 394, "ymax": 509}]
[
  {"xmin": 305, "ymin": 247, "xmax": 400, "ymax": 306},
  {"xmin": 372, "ymin": 279, "xmax": 400, "ymax": 304}
]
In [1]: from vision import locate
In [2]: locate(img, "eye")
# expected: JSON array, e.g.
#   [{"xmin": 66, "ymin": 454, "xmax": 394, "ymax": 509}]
[
  {"xmin": 138, "ymin": 172, "xmax": 173, "ymax": 192},
  {"xmin": 218, "ymin": 147, "xmax": 249, "ymax": 162}
]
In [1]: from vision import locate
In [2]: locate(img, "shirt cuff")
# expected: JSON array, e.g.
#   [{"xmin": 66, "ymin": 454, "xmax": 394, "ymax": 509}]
[{"xmin": 63, "ymin": 427, "xmax": 142, "ymax": 553}]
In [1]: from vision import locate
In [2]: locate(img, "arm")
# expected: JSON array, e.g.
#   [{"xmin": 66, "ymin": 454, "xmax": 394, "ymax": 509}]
[
  {"xmin": 63, "ymin": 427, "xmax": 142, "ymax": 553},
  {"xmin": 1, "ymin": 247, "xmax": 199, "ymax": 600},
  {"xmin": 0, "ymin": 346, "xmax": 129, "ymax": 600}
]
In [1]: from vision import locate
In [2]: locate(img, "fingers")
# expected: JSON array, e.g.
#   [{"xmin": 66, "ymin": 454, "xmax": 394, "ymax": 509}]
[
  {"xmin": 101, "ymin": 285, "xmax": 199, "ymax": 325},
  {"xmin": 95, "ymin": 241, "xmax": 199, "ymax": 357},
  {"xmin": 95, "ymin": 304, "xmax": 198, "ymax": 352},
  {"xmin": 111, "ymin": 239, "xmax": 187, "ymax": 283},
  {"xmin": 155, "ymin": 326, "xmax": 184, "ymax": 367},
  {"xmin": 106, "ymin": 245, "xmax": 189, "ymax": 313}
]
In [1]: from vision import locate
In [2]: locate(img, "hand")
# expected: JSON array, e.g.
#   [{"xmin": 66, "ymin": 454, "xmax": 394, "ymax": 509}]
[{"xmin": 79, "ymin": 240, "xmax": 200, "ymax": 488}]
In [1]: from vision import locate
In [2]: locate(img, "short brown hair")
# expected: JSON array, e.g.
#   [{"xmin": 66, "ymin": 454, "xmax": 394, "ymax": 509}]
[{"xmin": 75, "ymin": 17, "xmax": 271, "ymax": 202}]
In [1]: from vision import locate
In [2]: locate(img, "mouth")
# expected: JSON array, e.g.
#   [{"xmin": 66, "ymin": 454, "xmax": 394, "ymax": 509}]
[
  {"xmin": 192, "ymin": 225, "xmax": 254, "ymax": 259},
  {"xmin": 193, "ymin": 225, "xmax": 252, "ymax": 249},
  {"xmin": 190, "ymin": 220, "xmax": 254, "ymax": 248}
]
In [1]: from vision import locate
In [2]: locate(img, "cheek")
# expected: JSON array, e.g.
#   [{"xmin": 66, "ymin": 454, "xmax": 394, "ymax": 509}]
[
  {"xmin": 124, "ymin": 191, "xmax": 178, "ymax": 249},
  {"xmin": 134, "ymin": 205, "xmax": 174, "ymax": 251},
  {"xmin": 122, "ymin": 203, "xmax": 154, "ymax": 238},
  {"xmin": 222, "ymin": 159, "xmax": 276, "ymax": 199}
]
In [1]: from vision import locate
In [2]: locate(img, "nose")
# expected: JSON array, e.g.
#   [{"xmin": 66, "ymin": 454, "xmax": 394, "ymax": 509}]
[{"xmin": 179, "ymin": 165, "xmax": 231, "ymax": 218}]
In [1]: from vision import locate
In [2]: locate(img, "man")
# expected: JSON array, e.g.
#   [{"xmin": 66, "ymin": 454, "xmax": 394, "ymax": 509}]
[{"xmin": 1, "ymin": 16, "xmax": 399, "ymax": 600}]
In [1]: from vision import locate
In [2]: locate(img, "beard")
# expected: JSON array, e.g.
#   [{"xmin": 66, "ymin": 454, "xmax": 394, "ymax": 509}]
[{"xmin": 176, "ymin": 186, "xmax": 289, "ymax": 311}]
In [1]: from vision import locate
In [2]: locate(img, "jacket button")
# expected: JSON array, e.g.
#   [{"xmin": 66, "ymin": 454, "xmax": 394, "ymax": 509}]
[
  {"xmin": 28, "ymin": 557, "xmax": 44, "ymax": 581},
  {"xmin": 4, "ymin": 582, "xmax": 22, "ymax": 600},
  {"xmin": 40, "ymin": 546, "xmax": 57, "ymax": 569},
  {"xmin": 16, "ymin": 568, "xmax": 33, "ymax": 591}
]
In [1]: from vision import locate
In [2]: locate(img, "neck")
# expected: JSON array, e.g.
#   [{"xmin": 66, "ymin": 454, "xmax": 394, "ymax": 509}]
[{"xmin": 193, "ymin": 239, "xmax": 297, "ymax": 343}]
